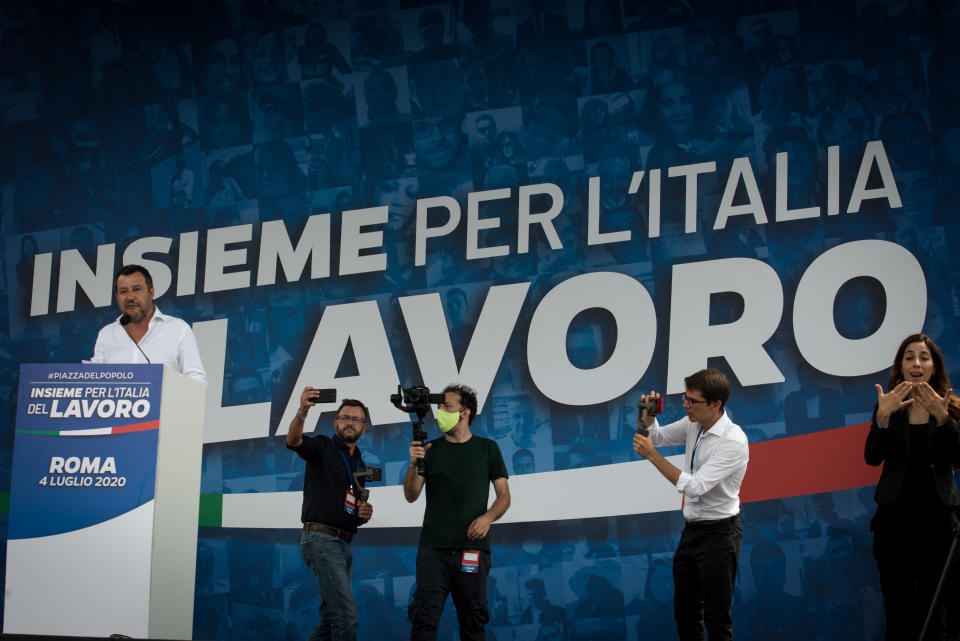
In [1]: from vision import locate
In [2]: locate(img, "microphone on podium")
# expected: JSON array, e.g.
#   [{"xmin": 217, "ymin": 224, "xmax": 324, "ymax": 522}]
[{"xmin": 119, "ymin": 314, "xmax": 151, "ymax": 363}]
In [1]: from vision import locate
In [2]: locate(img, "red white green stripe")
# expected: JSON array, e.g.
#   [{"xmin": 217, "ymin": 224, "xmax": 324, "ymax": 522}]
[{"xmin": 16, "ymin": 419, "xmax": 160, "ymax": 437}]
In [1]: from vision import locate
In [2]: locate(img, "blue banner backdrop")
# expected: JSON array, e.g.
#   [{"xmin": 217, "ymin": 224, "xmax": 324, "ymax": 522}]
[{"xmin": 0, "ymin": 1, "xmax": 958, "ymax": 639}]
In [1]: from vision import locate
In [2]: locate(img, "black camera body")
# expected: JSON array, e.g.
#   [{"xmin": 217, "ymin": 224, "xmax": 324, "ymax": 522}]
[
  {"xmin": 352, "ymin": 465, "xmax": 382, "ymax": 503},
  {"xmin": 637, "ymin": 397, "xmax": 663, "ymax": 416},
  {"xmin": 309, "ymin": 388, "xmax": 337, "ymax": 404},
  {"xmin": 390, "ymin": 385, "xmax": 445, "ymax": 408}
]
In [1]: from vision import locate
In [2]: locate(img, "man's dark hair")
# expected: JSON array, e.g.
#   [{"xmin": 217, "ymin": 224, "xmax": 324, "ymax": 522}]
[
  {"xmin": 115, "ymin": 264, "xmax": 154, "ymax": 292},
  {"xmin": 337, "ymin": 398, "xmax": 370, "ymax": 423},
  {"xmin": 443, "ymin": 383, "xmax": 477, "ymax": 424},
  {"xmin": 683, "ymin": 368, "xmax": 730, "ymax": 409}
]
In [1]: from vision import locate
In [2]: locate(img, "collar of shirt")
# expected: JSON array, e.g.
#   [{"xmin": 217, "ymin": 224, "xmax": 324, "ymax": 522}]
[
  {"xmin": 700, "ymin": 410, "xmax": 733, "ymax": 439},
  {"xmin": 115, "ymin": 305, "xmax": 169, "ymax": 331}
]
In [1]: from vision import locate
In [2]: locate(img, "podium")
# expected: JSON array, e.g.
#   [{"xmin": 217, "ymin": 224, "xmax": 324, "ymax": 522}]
[{"xmin": 4, "ymin": 363, "xmax": 206, "ymax": 639}]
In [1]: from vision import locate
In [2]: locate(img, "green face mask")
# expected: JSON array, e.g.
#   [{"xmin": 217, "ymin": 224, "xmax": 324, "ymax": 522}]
[{"xmin": 436, "ymin": 408, "xmax": 461, "ymax": 432}]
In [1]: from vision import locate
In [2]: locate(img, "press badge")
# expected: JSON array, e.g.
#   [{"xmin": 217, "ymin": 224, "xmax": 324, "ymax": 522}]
[
  {"xmin": 461, "ymin": 550, "xmax": 480, "ymax": 573},
  {"xmin": 344, "ymin": 489, "xmax": 357, "ymax": 515}
]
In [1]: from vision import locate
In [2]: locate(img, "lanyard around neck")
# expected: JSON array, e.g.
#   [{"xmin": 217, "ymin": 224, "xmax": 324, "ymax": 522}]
[
  {"xmin": 336, "ymin": 448, "xmax": 356, "ymax": 488},
  {"xmin": 691, "ymin": 428, "xmax": 704, "ymax": 472}
]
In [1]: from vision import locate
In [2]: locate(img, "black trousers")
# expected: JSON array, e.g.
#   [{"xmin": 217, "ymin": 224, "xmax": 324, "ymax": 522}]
[
  {"xmin": 874, "ymin": 522, "xmax": 954, "ymax": 641},
  {"xmin": 409, "ymin": 546, "xmax": 490, "ymax": 641},
  {"xmin": 673, "ymin": 515, "xmax": 742, "ymax": 641}
]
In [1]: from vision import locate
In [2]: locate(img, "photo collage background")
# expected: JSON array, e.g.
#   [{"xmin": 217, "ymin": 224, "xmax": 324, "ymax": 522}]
[{"xmin": 1, "ymin": 0, "xmax": 959, "ymax": 639}]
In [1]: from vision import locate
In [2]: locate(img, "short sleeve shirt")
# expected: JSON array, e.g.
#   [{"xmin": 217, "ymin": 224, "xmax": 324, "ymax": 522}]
[{"xmin": 420, "ymin": 435, "xmax": 508, "ymax": 552}]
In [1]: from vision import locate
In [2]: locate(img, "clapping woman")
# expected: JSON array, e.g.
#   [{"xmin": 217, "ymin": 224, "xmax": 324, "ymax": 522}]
[{"xmin": 865, "ymin": 333, "xmax": 960, "ymax": 641}]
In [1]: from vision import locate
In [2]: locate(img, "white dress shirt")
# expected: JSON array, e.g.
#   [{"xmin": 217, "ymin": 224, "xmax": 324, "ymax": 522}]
[
  {"xmin": 91, "ymin": 306, "xmax": 207, "ymax": 384},
  {"xmin": 650, "ymin": 411, "xmax": 749, "ymax": 522}
]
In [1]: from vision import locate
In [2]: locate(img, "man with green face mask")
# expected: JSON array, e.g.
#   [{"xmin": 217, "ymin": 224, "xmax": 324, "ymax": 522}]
[{"xmin": 403, "ymin": 383, "xmax": 511, "ymax": 641}]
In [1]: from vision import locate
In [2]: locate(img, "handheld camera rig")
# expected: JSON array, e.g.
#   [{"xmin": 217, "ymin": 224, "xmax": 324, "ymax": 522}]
[
  {"xmin": 352, "ymin": 465, "xmax": 382, "ymax": 503},
  {"xmin": 390, "ymin": 385, "xmax": 445, "ymax": 475},
  {"xmin": 635, "ymin": 397, "xmax": 663, "ymax": 437}
]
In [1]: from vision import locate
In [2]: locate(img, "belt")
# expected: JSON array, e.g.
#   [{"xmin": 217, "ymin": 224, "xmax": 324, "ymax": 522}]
[
  {"xmin": 303, "ymin": 522, "xmax": 353, "ymax": 542},
  {"xmin": 684, "ymin": 514, "xmax": 739, "ymax": 529}
]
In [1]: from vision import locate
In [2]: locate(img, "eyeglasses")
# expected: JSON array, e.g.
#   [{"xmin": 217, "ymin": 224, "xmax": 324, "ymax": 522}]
[
  {"xmin": 413, "ymin": 117, "xmax": 460, "ymax": 139},
  {"xmin": 336, "ymin": 415, "xmax": 366, "ymax": 425},
  {"xmin": 681, "ymin": 393, "xmax": 708, "ymax": 405}
]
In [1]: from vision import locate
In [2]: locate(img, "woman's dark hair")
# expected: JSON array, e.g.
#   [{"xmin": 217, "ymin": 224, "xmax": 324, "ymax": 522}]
[
  {"xmin": 195, "ymin": 36, "xmax": 245, "ymax": 95},
  {"xmin": 495, "ymin": 131, "xmax": 523, "ymax": 164},
  {"xmin": 639, "ymin": 80, "xmax": 698, "ymax": 144},
  {"xmin": 143, "ymin": 47, "xmax": 193, "ymax": 102},
  {"xmin": 887, "ymin": 333, "xmax": 960, "ymax": 419}
]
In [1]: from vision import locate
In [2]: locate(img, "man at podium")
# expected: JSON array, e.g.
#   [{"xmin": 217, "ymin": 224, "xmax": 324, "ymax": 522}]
[{"xmin": 90, "ymin": 264, "xmax": 207, "ymax": 384}]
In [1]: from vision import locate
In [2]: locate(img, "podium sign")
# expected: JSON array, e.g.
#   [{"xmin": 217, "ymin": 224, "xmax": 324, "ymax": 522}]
[{"xmin": 5, "ymin": 363, "xmax": 203, "ymax": 639}]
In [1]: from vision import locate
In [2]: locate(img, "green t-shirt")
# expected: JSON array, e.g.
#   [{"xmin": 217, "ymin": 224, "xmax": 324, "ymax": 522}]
[{"xmin": 419, "ymin": 434, "xmax": 508, "ymax": 552}]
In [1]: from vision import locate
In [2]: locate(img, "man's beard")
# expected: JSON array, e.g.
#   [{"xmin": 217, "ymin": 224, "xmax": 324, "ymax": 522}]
[
  {"xmin": 126, "ymin": 302, "xmax": 149, "ymax": 322},
  {"xmin": 338, "ymin": 428, "xmax": 360, "ymax": 444}
]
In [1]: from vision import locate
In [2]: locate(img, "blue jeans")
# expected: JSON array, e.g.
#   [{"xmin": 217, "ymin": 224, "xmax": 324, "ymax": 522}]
[{"xmin": 299, "ymin": 529, "xmax": 357, "ymax": 641}]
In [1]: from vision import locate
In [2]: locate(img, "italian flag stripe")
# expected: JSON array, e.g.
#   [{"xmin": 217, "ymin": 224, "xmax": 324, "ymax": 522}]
[
  {"xmin": 111, "ymin": 419, "xmax": 160, "ymax": 434},
  {"xmin": 207, "ymin": 422, "xmax": 882, "ymax": 531},
  {"xmin": 17, "ymin": 419, "xmax": 160, "ymax": 437}
]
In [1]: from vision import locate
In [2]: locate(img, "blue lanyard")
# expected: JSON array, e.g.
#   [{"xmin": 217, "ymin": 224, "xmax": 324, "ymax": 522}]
[
  {"xmin": 690, "ymin": 428, "xmax": 704, "ymax": 472},
  {"xmin": 336, "ymin": 449, "xmax": 355, "ymax": 489}
]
